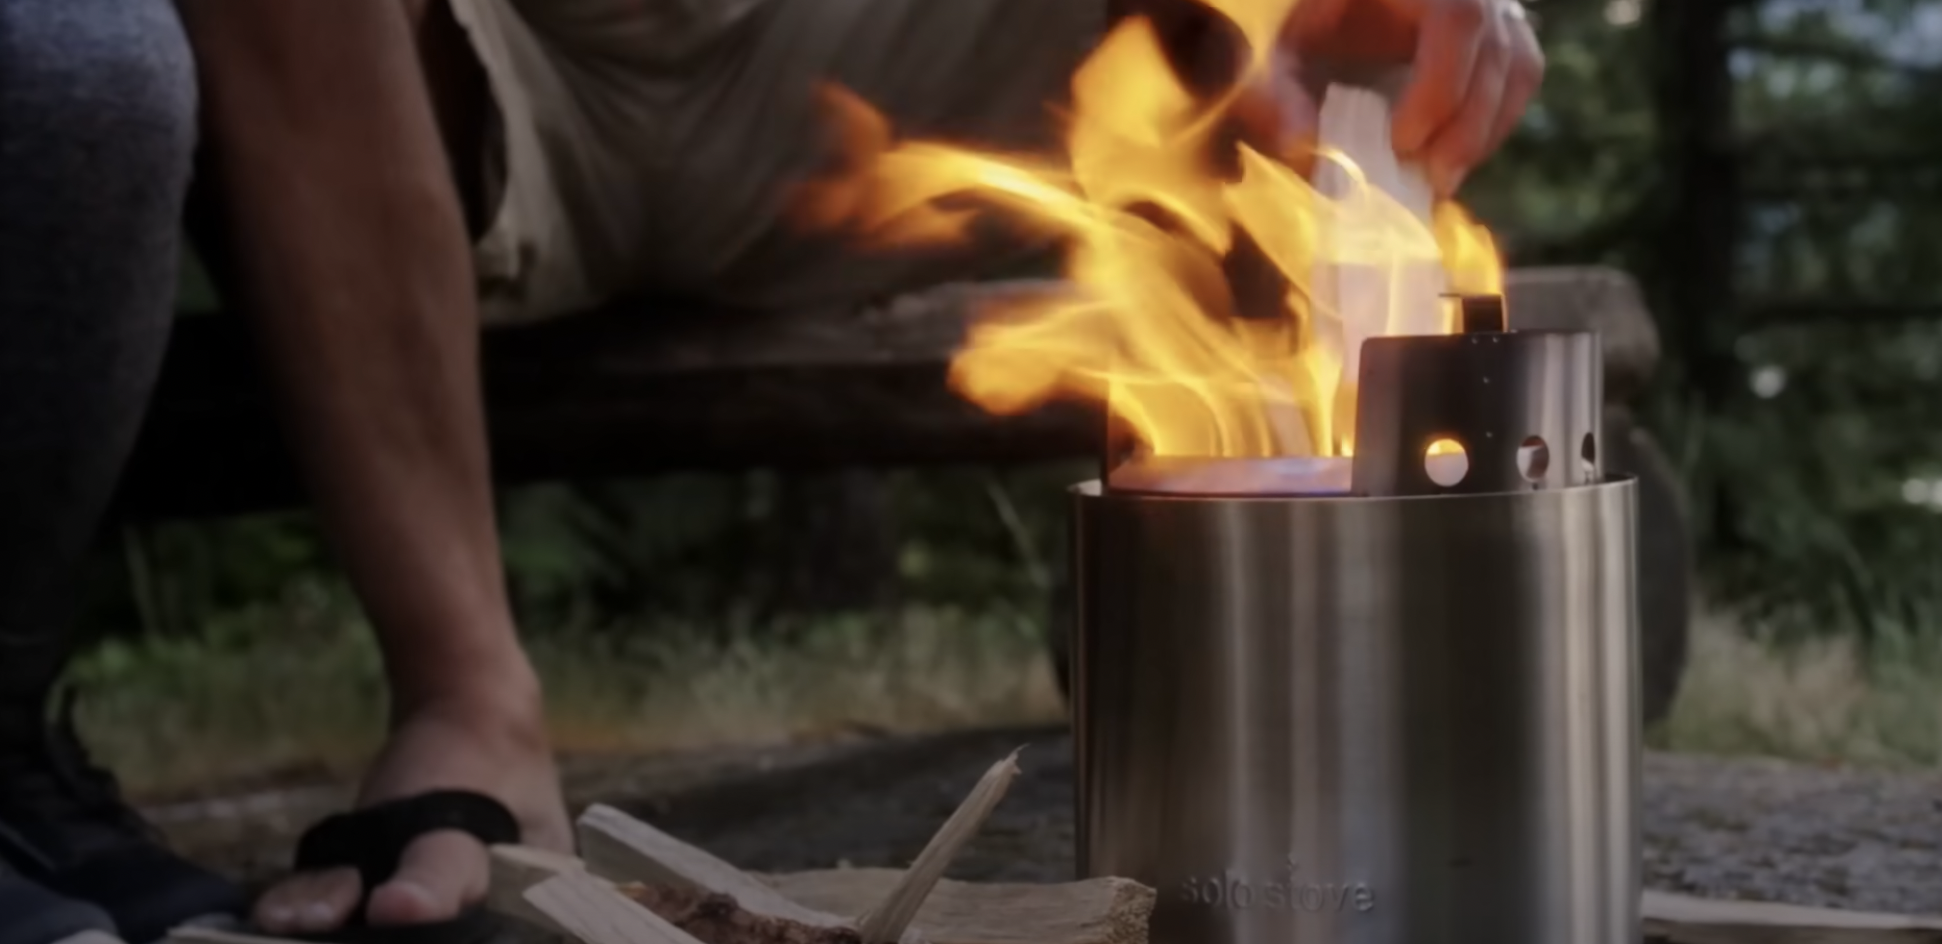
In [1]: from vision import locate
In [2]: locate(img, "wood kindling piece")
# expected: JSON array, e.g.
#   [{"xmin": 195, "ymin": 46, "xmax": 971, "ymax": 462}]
[
  {"xmin": 569, "ymin": 748, "xmax": 1157, "ymax": 944},
  {"xmin": 575, "ymin": 803, "xmax": 860, "ymax": 934},
  {"xmin": 574, "ymin": 749, "xmax": 1032, "ymax": 944},
  {"xmin": 489, "ymin": 844, "xmax": 860, "ymax": 944},
  {"xmin": 490, "ymin": 842, "xmax": 602, "ymax": 934},
  {"xmin": 855, "ymin": 749, "xmax": 1022, "ymax": 944}
]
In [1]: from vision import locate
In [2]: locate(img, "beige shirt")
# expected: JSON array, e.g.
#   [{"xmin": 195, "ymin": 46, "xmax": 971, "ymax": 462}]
[{"xmin": 448, "ymin": 0, "xmax": 1103, "ymax": 326}]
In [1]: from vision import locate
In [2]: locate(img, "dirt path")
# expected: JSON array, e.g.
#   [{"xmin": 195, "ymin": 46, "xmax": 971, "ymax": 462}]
[{"xmin": 149, "ymin": 724, "xmax": 1942, "ymax": 915}]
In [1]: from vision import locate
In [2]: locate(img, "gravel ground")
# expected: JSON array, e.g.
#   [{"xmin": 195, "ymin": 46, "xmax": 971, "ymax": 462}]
[
  {"xmin": 155, "ymin": 724, "xmax": 1942, "ymax": 916},
  {"xmin": 1643, "ymin": 751, "xmax": 1942, "ymax": 914}
]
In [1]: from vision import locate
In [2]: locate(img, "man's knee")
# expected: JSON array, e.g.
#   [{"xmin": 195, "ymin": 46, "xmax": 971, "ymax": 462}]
[{"xmin": 0, "ymin": 0, "xmax": 198, "ymax": 224}]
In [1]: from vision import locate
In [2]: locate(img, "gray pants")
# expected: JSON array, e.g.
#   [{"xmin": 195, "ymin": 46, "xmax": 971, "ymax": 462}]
[{"xmin": 0, "ymin": 0, "xmax": 198, "ymax": 713}]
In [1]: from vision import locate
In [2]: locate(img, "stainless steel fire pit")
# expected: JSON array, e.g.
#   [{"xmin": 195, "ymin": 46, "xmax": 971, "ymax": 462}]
[{"xmin": 1070, "ymin": 303, "xmax": 1640, "ymax": 944}]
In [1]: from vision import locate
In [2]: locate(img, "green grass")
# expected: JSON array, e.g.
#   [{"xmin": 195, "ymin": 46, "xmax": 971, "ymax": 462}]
[
  {"xmin": 1652, "ymin": 607, "xmax": 1942, "ymax": 769},
  {"xmin": 67, "ymin": 585, "xmax": 1064, "ymax": 800},
  {"xmin": 67, "ymin": 580, "xmax": 1942, "ymax": 803}
]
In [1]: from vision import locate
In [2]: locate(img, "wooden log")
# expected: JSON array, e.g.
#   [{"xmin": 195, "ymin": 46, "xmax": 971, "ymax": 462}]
[
  {"xmin": 619, "ymin": 884, "xmax": 861, "ymax": 944},
  {"xmin": 1643, "ymin": 890, "xmax": 1942, "ymax": 943},
  {"xmin": 117, "ymin": 267, "xmax": 1658, "ymax": 522},
  {"xmin": 762, "ymin": 870, "xmax": 1155, "ymax": 944}
]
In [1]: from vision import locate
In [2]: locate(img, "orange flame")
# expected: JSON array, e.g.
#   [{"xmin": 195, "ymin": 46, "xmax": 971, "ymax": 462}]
[{"xmin": 797, "ymin": 0, "xmax": 1501, "ymax": 459}]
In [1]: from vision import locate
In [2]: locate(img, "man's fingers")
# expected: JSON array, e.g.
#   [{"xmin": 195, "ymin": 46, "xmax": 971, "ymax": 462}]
[
  {"xmin": 1419, "ymin": 12, "xmax": 1512, "ymax": 195},
  {"xmin": 253, "ymin": 866, "xmax": 363, "ymax": 935},
  {"xmin": 1391, "ymin": 0, "xmax": 1489, "ymax": 155},
  {"xmin": 363, "ymin": 830, "xmax": 492, "ymax": 927},
  {"xmin": 1231, "ymin": 60, "xmax": 1324, "ymax": 166},
  {"xmin": 1484, "ymin": 17, "xmax": 1545, "ymax": 157}
]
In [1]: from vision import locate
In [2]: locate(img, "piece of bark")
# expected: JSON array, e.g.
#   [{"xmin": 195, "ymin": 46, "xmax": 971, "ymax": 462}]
[
  {"xmin": 763, "ymin": 869, "xmax": 1154, "ymax": 944},
  {"xmin": 857, "ymin": 751, "xmax": 1022, "ymax": 944},
  {"xmin": 525, "ymin": 873, "xmax": 709, "ymax": 944},
  {"xmin": 576, "ymin": 804, "xmax": 861, "ymax": 936},
  {"xmin": 620, "ymin": 883, "xmax": 862, "ymax": 944}
]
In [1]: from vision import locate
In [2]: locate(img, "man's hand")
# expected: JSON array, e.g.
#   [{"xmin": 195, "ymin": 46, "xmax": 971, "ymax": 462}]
[
  {"xmin": 251, "ymin": 685, "xmax": 570, "ymax": 931},
  {"xmin": 1234, "ymin": 0, "xmax": 1545, "ymax": 196}
]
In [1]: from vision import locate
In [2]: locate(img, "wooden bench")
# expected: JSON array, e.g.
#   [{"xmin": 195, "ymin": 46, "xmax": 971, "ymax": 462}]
[
  {"xmin": 114, "ymin": 265, "xmax": 1692, "ymax": 723},
  {"xmin": 117, "ymin": 267, "xmax": 1659, "ymax": 517}
]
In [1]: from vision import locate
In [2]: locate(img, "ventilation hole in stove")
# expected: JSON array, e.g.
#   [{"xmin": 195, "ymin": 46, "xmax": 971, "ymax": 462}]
[
  {"xmin": 1518, "ymin": 435, "xmax": 1550, "ymax": 483},
  {"xmin": 1425, "ymin": 438, "xmax": 1468, "ymax": 488}
]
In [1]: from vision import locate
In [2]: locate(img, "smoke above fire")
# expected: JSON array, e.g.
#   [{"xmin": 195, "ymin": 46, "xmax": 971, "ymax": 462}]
[{"xmin": 793, "ymin": 0, "xmax": 1503, "ymax": 460}]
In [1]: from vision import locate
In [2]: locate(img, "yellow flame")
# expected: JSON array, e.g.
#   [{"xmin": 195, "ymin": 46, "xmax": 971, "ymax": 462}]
[{"xmin": 796, "ymin": 0, "xmax": 1502, "ymax": 459}]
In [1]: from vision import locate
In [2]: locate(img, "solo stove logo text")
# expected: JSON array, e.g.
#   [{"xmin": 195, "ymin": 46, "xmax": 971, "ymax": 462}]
[{"xmin": 1180, "ymin": 857, "xmax": 1375, "ymax": 913}]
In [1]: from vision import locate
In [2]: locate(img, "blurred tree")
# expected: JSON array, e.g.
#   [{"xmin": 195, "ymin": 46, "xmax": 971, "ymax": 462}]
[{"xmin": 1468, "ymin": 0, "xmax": 1942, "ymax": 639}]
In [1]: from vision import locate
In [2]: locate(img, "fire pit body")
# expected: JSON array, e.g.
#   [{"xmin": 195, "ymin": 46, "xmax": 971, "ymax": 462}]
[{"xmin": 1070, "ymin": 306, "xmax": 1640, "ymax": 944}]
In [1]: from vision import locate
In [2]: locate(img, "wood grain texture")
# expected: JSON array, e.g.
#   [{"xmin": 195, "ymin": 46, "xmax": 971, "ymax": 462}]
[{"xmin": 525, "ymin": 873, "xmax": 708, "ymax": 944}]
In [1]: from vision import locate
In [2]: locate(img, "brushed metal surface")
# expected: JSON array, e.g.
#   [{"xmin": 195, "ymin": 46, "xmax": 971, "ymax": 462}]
[
  {"xmin": 1071, "ymin": 478, "xmax": 1639, "ymax": 944},
  {"xmin": 1352, "ymin": 330, "xmax": 1602, "ymax": 497}
]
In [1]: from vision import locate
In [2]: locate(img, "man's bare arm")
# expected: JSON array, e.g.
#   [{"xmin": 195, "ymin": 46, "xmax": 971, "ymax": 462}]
[
  {"xmin": 174, "ymin": 1, "xmax": 528, "ymax": 711},
  {"xmin": 173, "ymin": 4, "xmax": 569, "ymax": 930}
]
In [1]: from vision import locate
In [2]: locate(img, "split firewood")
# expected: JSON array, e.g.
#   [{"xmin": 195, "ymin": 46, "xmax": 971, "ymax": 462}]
[
  {"xmin": 491, "ymin": 841, "xmax": 869, "ymax": 944},
  {"xmin": 578, "ymin": 748, "xmax": 1027, "ymax": 944},
  {"xmin": 559, "ymin": 749, "xmax": 1154, "ymax": 944},
  {"xmin": 855, "ymin": 749, "xmax": 1022, "ymax": 944},
  {"xmin": 577, "ymin": 804, "xmax": 861, "ymax": 935},
  {"xmin": 764, "ymin": 869, "xmax": 1155, "ymax": 944},
  {"xmin": 491, "ymin": 843, "xmax": 603, "ymax": 933},
  {"xmin": 574, "ymin": 750, "xmax": 1062, "ymax": 944},
  {"xmin": 525, "ymin": 872, "xmax": 710, "ymax": 944}
]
